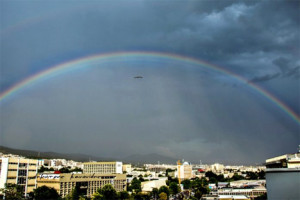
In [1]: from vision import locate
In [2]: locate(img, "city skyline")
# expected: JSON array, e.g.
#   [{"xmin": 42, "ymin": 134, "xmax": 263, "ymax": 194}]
[{"xmin": 0, "ymin": 0, "xmax": 299, "ymax": 164}]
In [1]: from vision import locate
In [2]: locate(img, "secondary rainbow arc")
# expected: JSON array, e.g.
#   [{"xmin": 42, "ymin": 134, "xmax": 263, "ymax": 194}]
[{"xmin": 0, "ymin": 51, "xmax": 299, "ymax": 125}]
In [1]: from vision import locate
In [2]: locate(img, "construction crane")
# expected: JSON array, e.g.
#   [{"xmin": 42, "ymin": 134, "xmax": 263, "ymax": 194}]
[{"xmin": 177, "ymin": 160, "xmax": 182, "ymax": 184}]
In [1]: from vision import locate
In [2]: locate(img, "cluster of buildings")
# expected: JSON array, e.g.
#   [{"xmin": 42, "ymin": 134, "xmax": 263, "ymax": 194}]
[
  {"xmin": 42, "ymin": 159, "xmax": 83, "ymax": 170},
  {"xmin": 1, "ymin": 146, "xmax": 299, "ymax": 199},
  {"xmin": 0, "ymin": 157, "xmax": 128, "ymax": 198}
]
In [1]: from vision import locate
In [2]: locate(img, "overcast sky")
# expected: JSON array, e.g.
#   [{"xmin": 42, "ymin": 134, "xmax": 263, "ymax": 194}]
[{"xmin": 0, "ymin": 0, "xmax": 299, "ymax": 164}]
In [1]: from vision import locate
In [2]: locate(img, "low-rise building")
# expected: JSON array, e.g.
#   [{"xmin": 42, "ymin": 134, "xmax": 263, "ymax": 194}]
[
  {"xmin": 201, "ymin": 194, "xmax": 250, "ymax": 200},
  {"xmin": 83, "ymin": 161, "xmax": 123, "ymax": 174},
  {"xmin": 210, "ymin": 187, "xmax": 266, "ymax": 199},
  {"xmin": 37, "ymin": 173, "xmax": 126, "ymax": 198},
  {"xmin": 141, "ymin": 178, "xmax": 167, "ymax": 192}
]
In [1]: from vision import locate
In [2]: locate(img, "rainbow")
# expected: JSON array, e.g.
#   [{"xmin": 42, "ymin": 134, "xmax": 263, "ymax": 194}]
[{"xmin": 0, "ymin": 51, "xmax": 299, "ymax": 125}]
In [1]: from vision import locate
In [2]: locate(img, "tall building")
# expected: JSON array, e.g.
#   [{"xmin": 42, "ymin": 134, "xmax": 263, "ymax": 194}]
[
  {"xmin": 265, "ymin": 147, "xmax": 300, "ymax": 200},
  {"xmin": 83, "ymin": 161, "xmax": 122, "ymax": 174},
  {"xmin": 0, "ymin": 157, "xmax": 38, "ymax": 197},
  {"xmin": 177, "ymin": 161, "xmax": 192, "ymax": 181},
  {"xmin": 37, "ymin": 173, "xmax": 126, "ymax": 198}
]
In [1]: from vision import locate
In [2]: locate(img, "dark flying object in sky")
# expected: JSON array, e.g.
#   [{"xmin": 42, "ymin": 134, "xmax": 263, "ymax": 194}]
[{"xmin": 134, "ymin": 76, "xmax": 143, "ymax": 79}]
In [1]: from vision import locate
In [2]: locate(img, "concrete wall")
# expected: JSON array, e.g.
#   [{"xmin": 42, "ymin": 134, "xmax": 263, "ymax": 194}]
[{"xmin": 266, "ymin": 169, "xmax": 300, "ymax": 200}]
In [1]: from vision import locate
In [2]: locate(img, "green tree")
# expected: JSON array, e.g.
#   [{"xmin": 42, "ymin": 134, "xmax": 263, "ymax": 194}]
[
  {"xmin": 205, "ymin": 171, "xmax": 217, "ymax": 179},
  {"xmin": 169, "ymin": 182, "xmax": 180, "ymax": 195},
  {"xmin": 190, "ymin": 178, "xmax": 209, "ymax": 198},
  {"xmin": 246, "ymin": 171, "xmax": 258, "ymax": 180},
  {"xmin": 138, "ymin": 175, "xmax": 145, "ymax": 182},
  {"xmin": 134, "ymin": 192, "xmax": 150, "ymax": 200},
  {"xmin": 258, "ymin": 170, "xmax": 265, "ymax": 179},
  {"xmin": 152, "ymin": 188, "xmax": 159, "ymax": 200},
  {"xmin": 232, "ymin": 173, "xmax": 244, "ymax": 181},
  {"xmin": 158, "ymin": 192, "xmax": 167, "ymax": 200},
  {"xmin": 64, "ymin": 185, "xmax": 81, "ymax": 200},
  {"xmin": 1, "ymin": 183, "xmax": 23, "ymax": 200},
  {"xmin": 59, "ymin": 167, "xmax": 71, "ymax": 173},
  {"xmin": 118, "ymin": 191, "xmax": 130, "ymax": 200},
  {"xmin": 181, "ymin": 179, "xmax": 191, "ymax": 189},
  {"xmin": 194, "ymin": 190, "xmax": 203, "ymax": 199},
  {"xmin": 33, "ymin": 186, "xmax": 60, "ymax": 200},
  {"xmin": 158, "ymin": 186, "xmax": 169, "ymax": 198},
  {"xmin": 131, "ymin": 178, "xmax": 142, "ymax": 193},
  {"xmin": 166, "ymin": 177, "xmax": 179, "ymax": 186},
  {"xmin": 97, "ymin": 184, "xmax": 117, "ymax": 200},
  {"xmin": 165, "ymin": 168, "xmax": 175, "ymax": 177},
  {"xmin": 38, "ymin": 165, "xmax": 46, "ymax": 173},
  {"xmin": 92, "ymin": 192, "xmax": 103, "ymax": 200}
]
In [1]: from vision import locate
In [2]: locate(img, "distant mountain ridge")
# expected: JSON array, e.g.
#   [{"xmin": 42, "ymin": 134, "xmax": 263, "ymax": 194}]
[
  {"xmin": 0, "ymin": 146, "xmax": 177, "ymax": 164},
  {"xmin": 0, "ymin": 146, "xmax": 112, "ymax": 162},
  {"xmin": 124, "ymin": 153, "xmax": 177, "ymax": 164}
]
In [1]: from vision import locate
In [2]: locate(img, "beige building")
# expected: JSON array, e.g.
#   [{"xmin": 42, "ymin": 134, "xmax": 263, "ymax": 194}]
[
  {"xmin": 37, "ymin": 173, "xmax": 126, "ymax": 198},
  {"xmin": 0, "ymin": 157, "xmax": 39, "ymax": 197},
  {"xmin": 83, "ymin": 161, "xmax": 123, "ymax": 174},
  {"xmin": 177, "ymin": 161, "xmax": 193, "ymax": 181},
  {"xmin": 36, "ymin": 173, "xmax": 60, "ymax": 192},
  {"xmin": 122, "ymin": 164, "xmax": 132, "ymax": 173}
]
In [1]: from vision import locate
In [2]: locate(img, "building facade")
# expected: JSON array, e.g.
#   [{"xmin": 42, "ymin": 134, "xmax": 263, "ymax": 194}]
[
  {"xmin": 210, "ymin": 188, "xmax": 266, "ymax": 199},
  {"xmin": 36, "ymin": 173, "xmax": 60, "ymax": 192},
  {"xmin": 83, "ymin": 161, "xmax": 122, "ymax": 174},
  {"xmin": 0, "ymin": 157, "xmax": 38, "ymax": 197},
  {"xmin": 37, "ymin": 173, "xmax": 127, "ymax": 198},
  {"xmin": 122, "ymin": 164, "xmax": 132, "ymax": 173},
  {"xmin": 177, "ymin": 161, "xmax": 193, "ymax": 180}
]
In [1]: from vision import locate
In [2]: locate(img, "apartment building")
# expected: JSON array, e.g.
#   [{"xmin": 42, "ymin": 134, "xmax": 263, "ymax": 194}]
[
  {"xmin": 0, "ymin": 157, "xmax": 38, "ymax": 197},
  {"xmin": 83, "ymin": 161, "xmax": 122, "ymax": 174}
]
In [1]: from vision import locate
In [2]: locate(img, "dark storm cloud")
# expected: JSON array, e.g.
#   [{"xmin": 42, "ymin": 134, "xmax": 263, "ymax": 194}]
[
  {"xmin": 1, "ymin": 0, "xmax": 299, "ymax": 83},
  {"xmin": 249, "ymin": 73, "xmax": 280, "ymax": 83},
  {"xmin": 1, "ymin": 0, "xmax": 299, "ymax": 164}
]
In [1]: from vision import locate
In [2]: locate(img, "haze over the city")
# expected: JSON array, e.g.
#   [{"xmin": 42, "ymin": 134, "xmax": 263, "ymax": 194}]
[{"xmin": 0, "ymin": 0, "xmax": 299, "ymax": 164}]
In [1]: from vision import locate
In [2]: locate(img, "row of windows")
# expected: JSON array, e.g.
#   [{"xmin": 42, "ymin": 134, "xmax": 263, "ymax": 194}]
[
  {"xmin": 28, "ymin": 184, "xmax": 36, "ymax": 187},
  {"xmin": 215, "ymin": 191, "xmax": 266, "ymax": 196}
]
